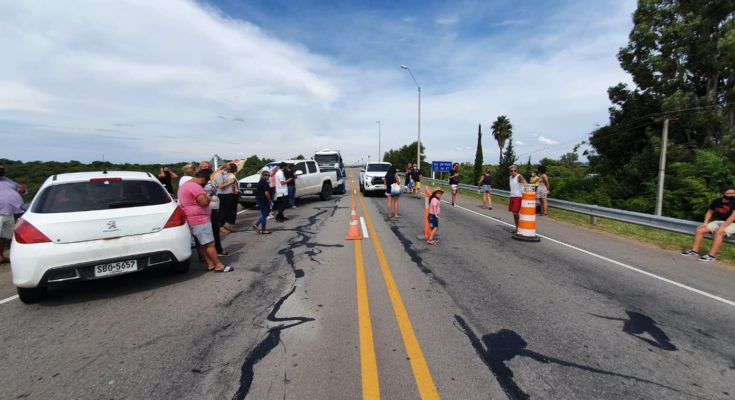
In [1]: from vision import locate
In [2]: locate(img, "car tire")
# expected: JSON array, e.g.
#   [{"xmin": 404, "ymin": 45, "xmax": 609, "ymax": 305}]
[
  {"xmin": 170, "ymin": 258, "xmax": 190, "ymax": 274},
  {"xmin": 319, "ymin": 183, "xmax": 332, "ymax": 200},
  {"xmin": 17, "ymin": 286, "xmax": 47, "ymax": 304}
]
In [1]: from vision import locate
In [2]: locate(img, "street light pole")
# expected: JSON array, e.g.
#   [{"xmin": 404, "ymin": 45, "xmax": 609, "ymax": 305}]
[
  {"xmin": 401, "ymin": 65, "xmax": 421, "ymax": 172},
  {"xmin": 376, "ymin": 120, "xmax": 381, "ymax": 162}
]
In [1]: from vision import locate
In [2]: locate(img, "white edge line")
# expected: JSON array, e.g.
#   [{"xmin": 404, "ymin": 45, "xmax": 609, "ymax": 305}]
[
  {"xmin": 0, "ymin": 295, "xmax": 19, "ymax": 305},
  {"xmin": 453, "ymin": 202, "xmax": 735, "ymax": 308},
  {"xmin": 360, "ymin": 217, "xmax": 369, "ymax": 238}
]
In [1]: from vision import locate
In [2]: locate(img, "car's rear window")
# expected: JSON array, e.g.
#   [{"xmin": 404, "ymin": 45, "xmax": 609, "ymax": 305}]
[
  {"xmin": 32, "ymin": 180, "xmax": 172, "ymax": 213},
  {"xmin": 367, "ymin": 164, "xmax": 390, "ymax": 172}
]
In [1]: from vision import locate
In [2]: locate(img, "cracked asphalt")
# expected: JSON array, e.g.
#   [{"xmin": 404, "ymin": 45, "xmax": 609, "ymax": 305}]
[{"xmin": 1, "ymin": 171, "xmax": 734, "ymax": 399}]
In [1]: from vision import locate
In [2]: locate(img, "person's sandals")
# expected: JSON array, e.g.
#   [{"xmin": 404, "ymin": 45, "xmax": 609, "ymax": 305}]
[
  {"xmin": 217, "ymin": 251, "xmax": 230, "ymax": 257},
  {"xmin": 220, "ymin": 227, "xmax": 230, "ymax": 235},
  {"xmin": 252, "ymin": 224, "xmax": 261, "ymax": 234},
  {"xmin": 261, "ymin": 230, "xmax": 272, "ymax": 234},
  {"xmin": 427, "ymin": 239, "xmax": 438, "ymax": 245},
  {"xmin": 214, "ymin": 265, "xmax": 235, "ymax": 272}
]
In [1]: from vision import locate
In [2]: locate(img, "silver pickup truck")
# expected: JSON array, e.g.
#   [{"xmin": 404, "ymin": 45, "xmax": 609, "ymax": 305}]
[{"xmin": 238, "ymin": 159, "xmax": 338, "ymax": 206}]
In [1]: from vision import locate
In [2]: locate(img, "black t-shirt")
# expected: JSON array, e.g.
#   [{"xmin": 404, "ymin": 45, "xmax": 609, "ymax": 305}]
[
  {"xmin": 411, "ymin": 169, "xmax": 421, "ymax": 182},
  {"xmin": 709, "ymin": 197, "xmax": 735, "ymax": 221},
  {"xmin": 482, "ymin": 173, "xmax": 492, "ymax": 185},
  {"xmin": 255, "ymin": 178, "xmax": 270, "ymax": 204},
  {"xmin": 158, "ymin": 173, "xmax": 173, "ymax": 194},
  {"xmin": 449, "ymin": 171, "xmax": 459, "ymax": 185},
  {"xmin": 284, "ymin": 169, "xmax": 295, "ymax": 187}
]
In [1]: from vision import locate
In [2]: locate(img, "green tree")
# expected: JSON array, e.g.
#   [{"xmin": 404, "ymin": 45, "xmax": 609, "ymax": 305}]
[
  {"xmin": 588, "ymin": 0, "xmax": 735, "ymax": 217},
  {"xmin": 383, "ymin": 141, "xmax": 427, "ymax": 175},
  {"xmin": 473, "ymin": 124, "xmax": 484, "ymax": 183},
  {"xmin": 496, "ymin": 138, "xmax": 518, "ymax": 190},
  {"xmin": 491, "ymin": 116, "xmax": 513, "ymax": 164}
]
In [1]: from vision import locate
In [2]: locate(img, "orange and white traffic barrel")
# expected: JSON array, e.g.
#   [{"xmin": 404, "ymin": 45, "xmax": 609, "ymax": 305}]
[{"xmin": 512, "ymin": 184, "xmax": 540, "ymax": 242}]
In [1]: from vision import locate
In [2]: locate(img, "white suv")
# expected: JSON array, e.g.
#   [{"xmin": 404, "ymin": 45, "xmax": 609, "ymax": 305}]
[
  {"xmin": 10, "ymin": 171, "xmax": 192, "ymax": 303},
  {"xmin": 359, "ymin": 162, "xmax": 392, "ymax": 195}
]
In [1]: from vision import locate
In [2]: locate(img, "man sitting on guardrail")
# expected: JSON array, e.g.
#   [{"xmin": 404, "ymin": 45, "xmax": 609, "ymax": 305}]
[{"xmin": 681, "ymin": 185, "xmax": 735, "ymax": 262}]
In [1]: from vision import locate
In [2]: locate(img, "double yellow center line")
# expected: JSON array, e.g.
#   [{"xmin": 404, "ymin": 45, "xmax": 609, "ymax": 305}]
[{"xmin": 351, "ymin": 177, "xmax": 439, "ymax": 399}]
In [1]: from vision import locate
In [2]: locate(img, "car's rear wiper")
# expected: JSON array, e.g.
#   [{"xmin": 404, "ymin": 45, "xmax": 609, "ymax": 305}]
[{"xmin": 107, "ymin": 200, "xmax": 151, "ymax": 209}]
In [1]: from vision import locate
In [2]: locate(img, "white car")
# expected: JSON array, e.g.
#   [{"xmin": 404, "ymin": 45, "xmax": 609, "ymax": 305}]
[
  {"xmin": 359, "ymin": 162, "xmax": 392, "ymax": 195},
  {"xmin": 10, "ymin": 171, "xmax": 192, "ymax": 303}
]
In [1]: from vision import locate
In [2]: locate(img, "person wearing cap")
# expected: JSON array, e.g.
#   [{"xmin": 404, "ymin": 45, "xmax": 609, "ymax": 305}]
[
  {"xmin": 427, "ymin": 188, "xmax": 443, "ymax": 245},
  {"xmin": 508, "ymin": 164, "xmax": 527, "ymax": 234}
]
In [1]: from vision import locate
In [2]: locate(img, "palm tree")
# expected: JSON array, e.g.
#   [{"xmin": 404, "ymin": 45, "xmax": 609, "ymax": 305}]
[{"xmin": 491, "ymin": 116, "xmax": 513, "ymax": 164}]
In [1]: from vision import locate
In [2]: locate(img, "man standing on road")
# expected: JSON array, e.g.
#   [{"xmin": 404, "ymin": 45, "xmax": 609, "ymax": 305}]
[
  {"xmin": 253, "ymin": 170, "xmax": 272, "ymax": 234},
  {"xmin": 508, "ymin": 164, "xmax": 527, "ymax": 234},
  {"xmin": 682, "ymin": 185, "xmax": 735, "ymax": 262},
  {"xmin": 411, "ymin": 165, "xmax": 422, "ymax": 198},
  {"xmin": 0, "ymin": 164, "xmax": 27, "ymax": 264},
  {"xmin": 285, "ymin": 163, "xmax": 297, "ymax": 208},
  {"xmin": 449, "ymin": 163, "xmax": 460, "ymax": 206},
  {"xmin": 274, "ymin": 162, "xmax": 289, "ymax": 222},
  {"xmin": 178, "ymin": 169, "xmax": 233, "ymax": 272}
]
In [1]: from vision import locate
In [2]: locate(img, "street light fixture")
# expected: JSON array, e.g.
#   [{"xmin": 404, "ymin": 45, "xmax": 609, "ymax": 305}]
[
  {"xmin": 400, "ymin": 65, "xmax": 421, "ymax": 172},
  {"xmin": 376, "ymin": 120, "xmax": 381, "ymax": 162}
]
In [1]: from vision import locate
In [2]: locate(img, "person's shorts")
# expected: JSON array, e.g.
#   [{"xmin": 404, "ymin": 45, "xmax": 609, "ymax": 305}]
[
  {"xmin": 451, "ymin": 184, "xmax": 459, "ymax": 192},
  {"xmin": 414, "ymin": 181, "xmax": 421, "ymax": 189},
  {"xmin": 191, "ymin": 222, "xmax": 214, "ymax": 245},
  {"xmin": 0, "ymin": 214, "xmax": 15, "ymax": 239},
  {"xmin": 706, "ymin": 221, "xmax": 735, "ymax": 236},
  {"xmin": 428, "ymin": 213, "xmax": 439, "ymax": 229},
  {"xmin": 508, "ymin": 197, "xmax": 522, "ymax": 213},
  {"xmin": 481, "ymin": 185, "xmax": 492, "ymax": 193}
]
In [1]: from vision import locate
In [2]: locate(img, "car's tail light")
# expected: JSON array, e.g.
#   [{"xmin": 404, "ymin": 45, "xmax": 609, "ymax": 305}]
[
  {"xmin": 163, "ymin": 207, "xmax": 187, "ymax": 228},
  {"xmin": 14, "ymin": 219, "xmax": 52, "ymax": 244}
]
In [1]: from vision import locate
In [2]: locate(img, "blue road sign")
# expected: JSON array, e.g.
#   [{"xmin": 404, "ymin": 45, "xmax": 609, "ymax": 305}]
[{"xmin": 432, "ymin": 161, "xmax": 453, "ymax": 173}]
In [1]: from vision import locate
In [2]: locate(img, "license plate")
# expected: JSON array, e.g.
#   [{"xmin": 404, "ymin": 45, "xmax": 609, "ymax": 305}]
[
  {"xmin": 94, "ymin": 260, "xmax": 137, "ymax": 277},
  {"xmin": 242, "ymin": 190, "xmax": 253, "ymax": 195}
]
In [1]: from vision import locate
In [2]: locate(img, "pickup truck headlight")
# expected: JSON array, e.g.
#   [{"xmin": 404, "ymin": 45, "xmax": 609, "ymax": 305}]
[{"xmin": 365, "ymin": 176, "xmax": 371, "ymax": 184}]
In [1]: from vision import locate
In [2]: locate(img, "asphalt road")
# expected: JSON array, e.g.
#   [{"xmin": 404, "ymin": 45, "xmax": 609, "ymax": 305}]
[{"xmin": 1, "ymin": 171, "xmax": 734, "ymax": 400}]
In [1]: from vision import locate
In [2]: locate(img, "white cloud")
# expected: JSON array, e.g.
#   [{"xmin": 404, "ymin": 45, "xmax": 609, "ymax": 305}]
[
  {"xmin": 515, "ymin": 140, "xmax": 524, "ymax": 146},
  {"xmin": 0, "ymin": 0, "xmax": 636, "ymax": 166},
  {"xmin": 435, "ymin": 16, "xmax": 459, "ymax": 25},
  {"xmin": 538, "ymin": 136, "xmax": 559, "ymax": 145}
]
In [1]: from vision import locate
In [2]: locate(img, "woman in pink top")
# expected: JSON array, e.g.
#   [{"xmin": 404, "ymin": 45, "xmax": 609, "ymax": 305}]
[
  {"xmin": 177, "ymin": 170, "xmax": 234, "ymax": 273},
  {"xmin": 427, "ymin": 189, "xmax": 443, "ymax": 245}
]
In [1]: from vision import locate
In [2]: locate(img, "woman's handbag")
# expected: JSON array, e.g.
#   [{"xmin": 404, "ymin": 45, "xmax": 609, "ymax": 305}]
[{"xmin": 390, "ymin": 183, "xmax": 402, "ymax": 196}]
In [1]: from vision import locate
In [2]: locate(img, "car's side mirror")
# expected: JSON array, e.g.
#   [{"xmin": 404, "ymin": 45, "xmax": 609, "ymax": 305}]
[
  {"xmin": 294, "ymin": 170, "xmax": 304, "ymax": 176},
  {"xmin": 360, "ymin": 169, "xmax": 365, "ymax": 173}
]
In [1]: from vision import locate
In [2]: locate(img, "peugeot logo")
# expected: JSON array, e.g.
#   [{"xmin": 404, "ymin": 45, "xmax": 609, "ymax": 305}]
[{"xmin": 105, "ymin": 220, "xmax": 119, "ymax": 232}]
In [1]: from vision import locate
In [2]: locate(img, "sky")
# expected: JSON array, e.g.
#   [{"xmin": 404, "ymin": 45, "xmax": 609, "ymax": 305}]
[{"xmin": 0, "ymin": 0, "xmax": 636, "ymax": 166}]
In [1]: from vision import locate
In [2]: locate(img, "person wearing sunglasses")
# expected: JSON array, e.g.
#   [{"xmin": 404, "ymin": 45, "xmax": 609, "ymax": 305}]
[{"xmin": 508, "ymin": 165, "xmax": 527, "ymax": 233}]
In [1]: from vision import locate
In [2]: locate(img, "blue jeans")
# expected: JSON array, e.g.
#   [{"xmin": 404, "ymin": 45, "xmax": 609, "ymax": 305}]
[
  {"xmin": 255, "ymin": 201, "xmax": 270, "ymax": 230},
  {"xmin": 288, "ymin": 186, "xmax": 296, "ymax": 207}
]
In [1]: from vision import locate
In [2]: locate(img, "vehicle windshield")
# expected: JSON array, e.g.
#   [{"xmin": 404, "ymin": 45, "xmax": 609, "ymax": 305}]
[
  {"xmin": 32, "ymin": 180, "xmax": 172, "ymax": 213},
  {"xmin": 366, "ymin": 164, "xmax": 390, "ymax": 172},
  {"xmin": 314, "ymin": 154, "xmax": 340, "ymax": 166}
]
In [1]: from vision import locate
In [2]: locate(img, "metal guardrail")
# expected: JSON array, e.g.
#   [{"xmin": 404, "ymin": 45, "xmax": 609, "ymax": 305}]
[{"xmin": 415, "ymin": 176, "xmax": 729, "ymax": 243}]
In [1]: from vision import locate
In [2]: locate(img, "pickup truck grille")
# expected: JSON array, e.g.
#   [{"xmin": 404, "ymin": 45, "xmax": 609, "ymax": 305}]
[
  {"xmin": 240, "ymin": 182, "xmax": 257, "ymax": 191},
  {"xmin": 371, "ymin": 177, "xmax": 384, "ymax": 185}
]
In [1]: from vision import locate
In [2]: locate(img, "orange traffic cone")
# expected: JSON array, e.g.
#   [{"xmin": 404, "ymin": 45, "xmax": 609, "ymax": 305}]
[
  {"xmin": 512, "ymin": 184, "xmax": 540, "ymax": 242},
  {"xmin": 345, "ymin": 205, "xmax": 362, "ymax": 240}
]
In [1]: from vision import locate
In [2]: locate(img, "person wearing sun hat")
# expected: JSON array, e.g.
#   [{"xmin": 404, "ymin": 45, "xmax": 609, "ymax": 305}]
[{"xmin": 427, "ymin": 188, "xmax": 444, "ymax": 245}]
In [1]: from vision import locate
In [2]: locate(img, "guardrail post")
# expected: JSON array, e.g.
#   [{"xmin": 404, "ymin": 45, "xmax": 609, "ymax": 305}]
[{"xmin": 590, "ymin": 215, "xmax": 597, "ymax": 225}]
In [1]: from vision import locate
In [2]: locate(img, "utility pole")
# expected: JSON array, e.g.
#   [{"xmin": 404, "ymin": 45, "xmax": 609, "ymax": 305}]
[{"xmin": 655, "ymin": 118, "xmax": 670, "ymax": 216}]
